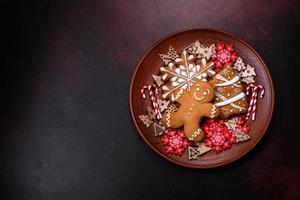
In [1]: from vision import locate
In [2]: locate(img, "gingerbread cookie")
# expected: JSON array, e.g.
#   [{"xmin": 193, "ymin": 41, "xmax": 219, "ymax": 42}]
[
  {"xmin": 160, "ymin": 51, "xmax": 215, "ymax": 101},
  {"xmin": 209, "ymin": 65, "xmax": 248, "ymax": 118},
  {"xmin": 161, "ymin": 80, "xmax": 220, "ymax": 142}
]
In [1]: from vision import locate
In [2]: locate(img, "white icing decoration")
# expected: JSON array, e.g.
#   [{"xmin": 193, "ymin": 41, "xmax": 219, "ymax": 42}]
[
  {"xmin": 162, "ymin": 85, "xmax": 169, "ymax": 90},
  {"xmin": 193, "ymin": 88, "xmax": 210, "ymax": 101},
  {"xmin": 216, "ymin": 74, "xmax": 241, "ymax": 87},
  {"xmin": 160, "ymin": 53, "xmax": 215, "ymax": 100},
  {"xmin": 189, "ymin": 129, "xmax": 202, "ymax": 141},
  {"xmin": 215, "ymin": 92, "xmax": 246, "ymax": 107},
  {"xmin": 210, "ymin": 105, "xmax": 217, "ymax": 118},
  {"xmin": 166, "ymin": 111, "xmax": 171, "ymax": 128},
  {"xmin": 215, "ymin": 76, "xmax": 240, "ymax": 87},
  {"xmin": 175, "ymin": 58, "xmax": 182, "ymax": 62},
  {"xmin": 162, "ymin": 74, "xmax": 168, "ymax": 80},
  {"xmin": 193, "ymin": 93, "xmax": 205, "ymax": 101}
]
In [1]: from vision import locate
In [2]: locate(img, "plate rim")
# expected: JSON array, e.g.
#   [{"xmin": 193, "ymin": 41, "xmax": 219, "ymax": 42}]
[{"xmin": 129, "ymin": 27, "xmax": 275, "ymax": 169}]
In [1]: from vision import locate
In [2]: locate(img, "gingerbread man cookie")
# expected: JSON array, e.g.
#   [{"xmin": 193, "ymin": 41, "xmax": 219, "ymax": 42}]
[{"xmin": 162, "ymin": 81, "xmax": 220, "ymax": 142}]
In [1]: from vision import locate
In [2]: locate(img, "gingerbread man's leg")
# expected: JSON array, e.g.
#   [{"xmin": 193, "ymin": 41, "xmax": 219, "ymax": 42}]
[
  {"xmin": 184, "ymin": 121, "xmax": 205, "ymax": 142},
  {"xmin": 184, "ymin": 104, "xmax": 220, "ymax": 142}
]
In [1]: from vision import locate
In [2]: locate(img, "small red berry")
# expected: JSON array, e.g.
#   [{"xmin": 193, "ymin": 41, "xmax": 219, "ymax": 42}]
[
  {"xmin": 226, "ymin": 44, "xmax": 234, "ymax": 52},
  {"xmin": 224, "ymin": 132, "xmax": 230, "ymax": 139},
  {"xmin": 230, "ymin": 52, "xmax": 238, "ymax": 61},
  {"xmin": 206, "ymin": 131, "xmax": 213, "ymax": 137},
  {"xmin": 204, "ymin": 126, "xmax": 210, "ymax": 132},
  {"xmin": 213, "ymin": 146, "xmax": 222, "ymax": 153},
  {"xmin": 175, "ymin": 148, "xmax": 181, "ymax": 155},
  {"xmin": 216, "ymin": 43, "xmax": 224, "ymax": 50},
  {"xmin": 206, "ymin": 139, "xmax": 213, "ymax": 147},
  {"xmin": 230, "ymin": 137, "xmax": 236, "ymax": 144},
  {"xmin": 223, "ymin": 142, "xmax": 230, "ymax": 149},
  {"xmin": 215, "ymin": 61, "xmax": 222, "ymax": 68},
  {"xmin": 166, "ymin": 146, "xmax": 173, "ymax": 153},
  {"xmin": 182, "ymin": 140, "xmax": 189, "ymax": 148},
  {"xmin": 161, "ymin": 136, "xmax": 169, "ymax": 145},
  {"xmin": 168, "ymin": 130, "xmax": 176, "ymax": 136},
  {"xmin": 178, "ymin": 131, "xmax": 185, "ymax": 138},
  {"xmin": 217, "ymin": 127, "xmax": 223, "ymax": 132}
]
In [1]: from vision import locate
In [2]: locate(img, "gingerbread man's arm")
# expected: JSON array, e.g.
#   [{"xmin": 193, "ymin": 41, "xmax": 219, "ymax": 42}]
[
  {"xmin": 199, "ymin": 103, "xmax": 220, "ymax": 119},
  {"xmin": 176, "ymin": 90, "xmax": 191, "ymax": 104},
  {"xmin": 162, "ymin": 109, "xmax": 184, "ymax": 129}
]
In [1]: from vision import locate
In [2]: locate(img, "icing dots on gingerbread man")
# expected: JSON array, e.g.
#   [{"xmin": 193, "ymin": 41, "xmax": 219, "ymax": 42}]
[{"xmin": 162, "ymin": 80, "xmax": 220, "ymax": 142}]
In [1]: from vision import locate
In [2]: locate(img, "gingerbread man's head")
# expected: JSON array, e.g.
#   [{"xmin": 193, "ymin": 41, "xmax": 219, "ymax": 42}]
[{"xmin": 190, "ymin": 81, "xmax": 215, "ymax": 103}]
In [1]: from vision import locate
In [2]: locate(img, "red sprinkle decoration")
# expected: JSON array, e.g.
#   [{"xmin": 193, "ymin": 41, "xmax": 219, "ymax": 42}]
[
  {"xmin": 202, "ymin": 118, "xmax": 250, "ymax": 153},
  {"xmin": 161, "ymin": 129, "xmax": 190, "ymax": 155},
  {"xmin": 213, "ymin": 43, "xmax": 238, "ymax": 68}
]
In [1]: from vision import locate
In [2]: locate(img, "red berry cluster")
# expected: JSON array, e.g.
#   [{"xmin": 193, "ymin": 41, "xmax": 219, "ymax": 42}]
[
  {"xmin": 203, "ymin": 119, "xmax": 234, "ymax": 153},
  {"xmin": 202, "ymin": 118, "xmax": 250, "ymax": 153},
  {"xmin": 161, "ymin": 129, "xmax": 190, "ymax": 155},
  {"xmin": 213, "ymin": 43, "xmax": 238, "ymax": 68}
]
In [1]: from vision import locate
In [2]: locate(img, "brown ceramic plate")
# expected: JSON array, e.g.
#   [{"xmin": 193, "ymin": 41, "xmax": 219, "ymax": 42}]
[{"xmin": 129, "ymin": 28, "xmax": 274, "ymax": 168}]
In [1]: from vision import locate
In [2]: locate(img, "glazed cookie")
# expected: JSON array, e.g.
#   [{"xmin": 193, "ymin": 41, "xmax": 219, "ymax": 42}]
[
  {"xmin": 209, "ymin": 65, "xmax": 248, "ymax": 118},
  {"xmin": 162, "ymin": 80, "xmax": 220, "ymax": 142}
]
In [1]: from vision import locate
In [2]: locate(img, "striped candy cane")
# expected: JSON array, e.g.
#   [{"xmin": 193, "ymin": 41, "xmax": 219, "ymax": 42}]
[
  {"xmin": 246, "ymin": 84, "xmax": 265, "ymax": 121},
  {"xmin": 141, "ymin": 84, "xmax": 162, "ymax": 119}
]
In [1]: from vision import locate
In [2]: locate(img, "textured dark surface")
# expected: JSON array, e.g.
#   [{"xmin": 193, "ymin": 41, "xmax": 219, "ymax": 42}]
[{"xmin": 1, "ymin": 1, "xmax": 299, "ymax": 200}]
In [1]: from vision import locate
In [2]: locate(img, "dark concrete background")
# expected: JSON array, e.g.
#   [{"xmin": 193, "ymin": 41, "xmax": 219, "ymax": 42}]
[{"xmin": 1, "ymin": 0, "xmax": 299, "ymax": 199}]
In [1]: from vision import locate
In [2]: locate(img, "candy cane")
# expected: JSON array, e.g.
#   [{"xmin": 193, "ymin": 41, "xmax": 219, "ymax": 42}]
[
  {"xmin": 246, "ymin": 84, "xmax": 265, "ymax": 121},
  {"xmin": 141, "ymin": 84, "xmax": 162, "ymax": 119}
]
